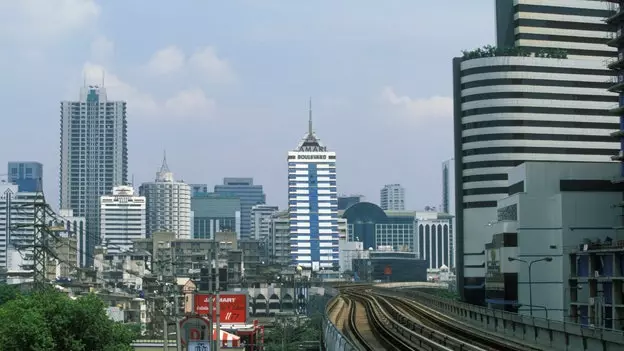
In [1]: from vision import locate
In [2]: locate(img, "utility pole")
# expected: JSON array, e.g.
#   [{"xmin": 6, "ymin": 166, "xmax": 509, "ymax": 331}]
[{"xmin": 215, "ymin": 240, "xmax": 221, "ymax": 351}]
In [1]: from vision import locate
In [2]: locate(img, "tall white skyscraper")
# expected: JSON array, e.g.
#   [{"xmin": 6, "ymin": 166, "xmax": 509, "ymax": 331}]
[
  {"xmin": 251, "ymin": 204, "xmax": 279, "ymax": 240},
  {"xmin": 380, "ymin": 184, "xmax": 405, "ymax": 211},
  {"xmin": 287, "ymin": 101, "xmax": 339, "ymax": 271},
  {"xmin": 100, "ymin": 186, "xmax": 146, "ymax": 254},
  {"xmin": 139, "ymin": 155, "xmax": 191, "ymax": 239},
  {"xmin": 60, "ymin": 85, "xmax": 127, "ymax": 265}
]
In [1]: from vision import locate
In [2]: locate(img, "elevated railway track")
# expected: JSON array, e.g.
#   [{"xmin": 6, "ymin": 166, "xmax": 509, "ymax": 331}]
[{"xmin": 328, "ymin": 286, "xmax": 545, "ymax": 351}]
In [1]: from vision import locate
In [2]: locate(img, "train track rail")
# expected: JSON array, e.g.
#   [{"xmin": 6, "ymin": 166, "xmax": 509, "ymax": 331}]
[{"xmin": 337, "ymin": 287, "xmax": 545, "ymax": 351}]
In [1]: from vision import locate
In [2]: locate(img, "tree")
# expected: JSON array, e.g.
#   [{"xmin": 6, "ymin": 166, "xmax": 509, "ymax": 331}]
[{"xmin": 0, "ymin": 285, "xmax": 139, "ymax": 351}]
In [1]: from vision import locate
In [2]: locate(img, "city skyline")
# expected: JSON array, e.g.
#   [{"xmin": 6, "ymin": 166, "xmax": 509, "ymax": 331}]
[{"xmin": 0, "ymin": 1, "xmax": 493, "ymax": 211}]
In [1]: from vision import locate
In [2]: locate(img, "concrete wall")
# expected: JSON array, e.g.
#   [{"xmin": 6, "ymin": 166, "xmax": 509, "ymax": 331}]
[{"xmin": 392, "ymin": 289, "xmax": 624, "ymax": 351}]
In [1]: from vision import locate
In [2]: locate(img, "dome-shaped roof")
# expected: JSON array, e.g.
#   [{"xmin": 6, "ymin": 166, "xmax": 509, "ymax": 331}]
[
  {"xmin": 439, "ymin": 264, "xmax": 449, "ymax": 271},
  {"xmin": 342, "ymin": 202, "xmax": 388, "ymax": 222}
]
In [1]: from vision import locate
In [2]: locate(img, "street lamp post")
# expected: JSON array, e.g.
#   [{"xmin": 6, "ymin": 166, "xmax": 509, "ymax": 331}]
[{"xmin": 508, "ymin": 256, "xmax": 553, "ymax": 316}]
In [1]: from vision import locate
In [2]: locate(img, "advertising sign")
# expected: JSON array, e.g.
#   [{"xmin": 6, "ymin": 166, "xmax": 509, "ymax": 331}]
[
  {"xmin": 194, "ymin": 293, "xmax": 248, "ymax": 324},
  {"xmin": 384, "ymin": 265, "xmax": 392, "ymax": 276},
  {"xmin": 180, "ymin": 317, "xmax": 210, "ymax": 348}
]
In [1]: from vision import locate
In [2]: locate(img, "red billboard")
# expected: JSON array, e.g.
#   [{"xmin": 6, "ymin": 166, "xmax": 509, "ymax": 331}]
[{"xmin": 194, "ymin": 293, "xmax": 248, "ymax": 324}]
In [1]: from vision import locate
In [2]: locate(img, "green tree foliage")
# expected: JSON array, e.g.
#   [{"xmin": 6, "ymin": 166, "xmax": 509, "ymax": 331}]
[
  {"xmin": 0, "ymin": 285, "xmax": 139, "ymax": 351},
  {"xmin": 264, "ymin": 313, "xmax": 323, "ymax": 351},
  {"xmin": 461, "ymin": 45, "xmax": 567, "ymax": 61}
]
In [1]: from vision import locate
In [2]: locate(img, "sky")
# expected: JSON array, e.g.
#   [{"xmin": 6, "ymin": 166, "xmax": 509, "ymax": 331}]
[{"xmin": 0, "ymin": 0, "xmax": 495, "ymax": 210}]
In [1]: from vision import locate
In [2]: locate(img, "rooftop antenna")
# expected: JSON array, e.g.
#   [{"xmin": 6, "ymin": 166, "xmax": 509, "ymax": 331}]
[
  {"xmin": 308, "ymin": 97, "xmax": 313, "ymax": 135},
  {"xmin": 82, "ymin": 71, "xmax": 86, "ymax": 88},
  {"xmin": 101, "ymin": 69, "xmax": 105, "ymax": 87}
]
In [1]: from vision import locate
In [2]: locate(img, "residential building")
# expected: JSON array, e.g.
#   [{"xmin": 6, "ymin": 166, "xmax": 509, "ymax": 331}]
[
  {"xmin": 100, "ymin": 186, "xmax": 146, "ymax": 254},
  {"xmin": 191, "ymin": 192, "xmax": 240, "ymax": 239},
  {"xmin": 269, "ymin": 211, "xmax": 291, "ymax": 266},
  {"xmin": 139, "ymin": 155, "xmax": 191, "ymax": 239},
  {"xmin": 337, "ymin": 195, "xmax": 363, "ymax": 211},
  {"xmin": 251, "ymin": 205, "xmax": 278, "ymax": 240},
  {"xmin": 214, "ymin": 178, "xmax": 265, "ymax": 240},
  {"xmin": 380, "ymin": 184, "xmax": 405, "ymax": 211},
  {"xmin": 59, "ymin": 85, "xmax": 128, "ymax": 265},
  {"xmin": 453, "ymin": 0, "xmax": 618, "ymax": 304},
  {"xmin": 7, "ymin": 162, "xmax": 42, "ymax": 192},
  {"xmin": 481, "ymin": 161, "xmax": 621, "ymax": 322},
  {"xmin": 287, "ymin": 101, "xmax": 339, "ymax": 271}
]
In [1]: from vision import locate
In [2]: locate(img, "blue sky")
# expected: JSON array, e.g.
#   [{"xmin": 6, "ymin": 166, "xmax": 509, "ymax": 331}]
[{"xmin": 0, "ymin": 0, "xmax": 494, "ymax": 209}]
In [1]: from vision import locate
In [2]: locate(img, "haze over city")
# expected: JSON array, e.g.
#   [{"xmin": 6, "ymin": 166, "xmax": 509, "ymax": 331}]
[{"xmin": 0, "ymin": 0, "xmax": 494, "ymax": 209}]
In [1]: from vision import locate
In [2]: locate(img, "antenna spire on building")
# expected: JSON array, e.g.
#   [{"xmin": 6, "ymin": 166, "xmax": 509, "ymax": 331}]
[
  {"xmin": 308, "ymin": 97, "xmax": 313, "ymax": 135},
  {"xmin": 160, "ymin": 150, "xmax": 170, "ymax": 173}
]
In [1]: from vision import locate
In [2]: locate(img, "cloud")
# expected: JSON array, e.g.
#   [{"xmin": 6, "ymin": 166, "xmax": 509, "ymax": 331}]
[
  {"xmin": 188, "ymin": 47, "xmax": 236, "ymax": 84},
  {"xmin": 82, "ymin": 62, "xmax": 216, "ymax": 121},
  {"xmin": 0, "ymin": 0, "xmax": 100, "ymax": 42},
  {"xmin": 381, "ymin": 86, "xmax": 452, "ymax": 120},
  {"xmin": 143, "ymin": 45, "xmax": 236, "ymax": 84},
  {"xmin": 90, "ymin": 36, "xmax": 115, "ymax": 63},
  {"xmin": 145, "ymin": 46, "xmax": 186, "ymax": 76},
  {"xmin": 83, "ymin": 62, "xmax": 158, "ymax": 115},
  {"xmin": 164, "ymin": 89, "xmax": 216, "ymax": 119}
]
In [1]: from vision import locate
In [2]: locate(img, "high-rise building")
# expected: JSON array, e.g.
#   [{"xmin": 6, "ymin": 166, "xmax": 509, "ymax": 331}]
[
  {"xmin": 59, "ymin": 85, "xmax": 128, "ymax": 265},
  {"xmin": 214, "ymin": 178, "xmax": 265, "ymax": 240},
  {"xmin": 441, "ymin": 159, "xmax": 456, "ymax": 268},
  {"xmin": 7, "ymin": 162, "xmax": 43, "ymax": 192},
  {"xmin": 139, "ymin": 155, "xmax": 191, "ymax": 239},
  {"xmin": 453, "ymin": 1, "xmax": 618, "ymax": 304},
  {"xmin": 100, "ymin": 186, "xmax": 146, "ymax": 254},
  {"xmin": 251, "ymin": 205, "xmax": 279, "ymax": 240},
  {"xmin": 191, "ymin": 192, "xmax": 240, "ymax": 239},
  {"xmin": 380, "ymin": 184, "xmax": 405, "ymax": 211},
  {"xmin": 287, "ymin": 101, "xmax": 339, "ymax": 271}
]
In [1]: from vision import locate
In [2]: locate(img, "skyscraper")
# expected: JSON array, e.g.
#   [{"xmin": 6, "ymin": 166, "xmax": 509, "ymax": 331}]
[
  {"xmin": 380, "ymin": 184, "xmax": 405, "ymax": 211},
  {"xmin": 441, "ymin": 159, "xmax": 455, "ymax": 268},
  {"xmin": 139, "ymin": 155, "xmax": 191, "ymax": 239},
  {"xmin": 453, "ymin": 1, "xmax": 617, "ymax": 303},
  {"xmin": 60, "ymin": 86, "xmax": 127, "ymax": 265},
  {"xmin": 100, "ymin": 186, "xmax": 146, "ymax": 254},
  {"xmin": 287, "ymin": 100, "xmax": 339, "ymax": 271},
  {"xmin": 214, "ymin": 178, "xmax": 265, "ymax": 240},
  {"xmin": 7, "ymin": 162, "xmax": 43, "ymax": 192}
]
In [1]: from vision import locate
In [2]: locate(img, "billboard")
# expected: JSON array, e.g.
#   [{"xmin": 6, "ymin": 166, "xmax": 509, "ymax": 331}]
[{"xmin": 194, "ymin": 293, "xmax": 248, "ymax": 324}]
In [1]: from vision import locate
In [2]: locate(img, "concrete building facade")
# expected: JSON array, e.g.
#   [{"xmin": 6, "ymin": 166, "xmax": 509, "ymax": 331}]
[
  {"xmin": 251, "ymin": 204, "xmax": 278, "ymax": 241},
  {"xmin": 100, "ymin": 186, "xmax": 146, "ymax": 254},
  {"xmin": 481, "ymin": 161, "xmax": 622, "ymax": 322},
  {"xmin": 380, "ymin": 184, "xmax": 405, "ymax": 211},
  {"xmin": 454, "ymin": 0, "xmax": 618, "ymax": 304},
  {"xmin": 214, "ymin": 178, "xmax": 265, "ymax": 241},
  {"xmin": 191, "ymin": 192, "xmax": 240, "ymax": 239},
  {"xmin": 60, "ymin": 86, "xmax": 128, "ymax": 265},
  {"xmin": 139, "ymin": 156, "xmax": 191, "ymax": 239}
]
